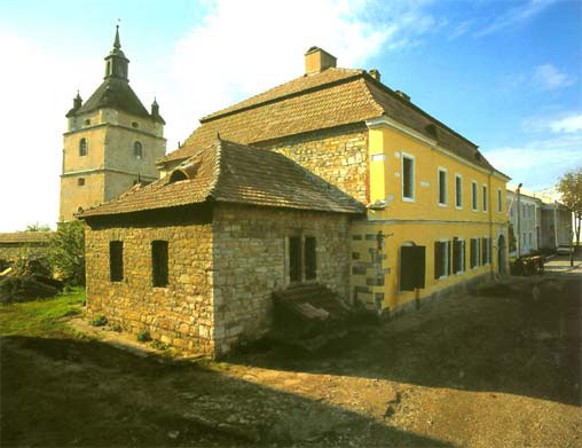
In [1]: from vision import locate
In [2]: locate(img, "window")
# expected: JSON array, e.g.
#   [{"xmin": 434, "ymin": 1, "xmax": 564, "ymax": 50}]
[
  {"xmin": 134, "ymin": 141, "xmax": 143, "ymax": 160},
  {"xmin": 84, "ymin": 118, "xmax": 91, "ymax": 126},
  {"xmin": 288, "ymin": 236, "xmax": 317, "ymax": 282},
  {"xmin": 455, "ymin": 174, "xmax": 463, "ymax": 208},
  {"xmin": 497, "ymin": 189, "xmax": 503, "ymax": 213},
  {"xmin": 152, "ymin": 240, "xmax": 169, "ymax": 287},
  {"xmin": 471, "ymin": 181, "xmax": 478, "ymax": 211},
  {"xmin": 438, "ymin": 168, "xmax": 447, "ymax": 205},
  {"xmin": 400, "ymin": 245, "xmax": 426, "ymax": 291},
  {"xmin": 434, "ymin": 240, "xmax": 451, "ymax": 279},
  {"xmin": 453, "ymin": 238, "xmax": 465, "ymax": 274},
  {"xmin": 481, "ymin": 238, "xmax": 491, "ymax": 265},
  {"xmin": 77, "ymin": 178, "xmax": 85, "ymax": 186},
  {"xmin": 402, "ymin": 154, "xmax": 415, "ymax": 201},
  {"xmin": 79, "ymin": 138, "xmax": 88, "ymax": 156},
  {"xmin": 109, "ymin": 241, "xmax": 123, "ymax": 282},
  {"xmin": 470, "ymin": 238, "xmax": 481, "ymax": 269},
  {"xmin": 132, "ymin": 121, "xmax": 139, "ymax": 128},
  {"xmin": 482, "ymin": 185, "xmax": 488, "ymax": 211}
]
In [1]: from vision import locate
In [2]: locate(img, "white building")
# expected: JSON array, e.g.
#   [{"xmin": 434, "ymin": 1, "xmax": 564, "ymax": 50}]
[{"xmin": 507, "ymin": 186, "xmax": 542, "ymax": 256}]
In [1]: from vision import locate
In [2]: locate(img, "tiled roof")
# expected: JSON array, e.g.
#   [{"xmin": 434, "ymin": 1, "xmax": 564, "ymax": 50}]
[
  {"xmin": 67, "ymin": 77, "xmax": 150, "ymax": 119},
  {"xmin": 0, "ymin": 232, "xmax": 53, "ymax": 244},
  {"xmin": 161, "ymin": 67, "xmax": 494, "ymax": 172},
  {"xmin": 79, "ymin": 139, "xmax": 365, "ymax": 218}
]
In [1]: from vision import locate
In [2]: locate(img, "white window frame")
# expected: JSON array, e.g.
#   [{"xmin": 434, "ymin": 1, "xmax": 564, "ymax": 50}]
[
  {"xmin": 401, "ymin": 152, "xmax": 415, "ymax": 202},
  {"xmin": 482, "ymin": 184, "xmax": 488, "ymax": 212},
  {"xmin": 438, "ymin": 167, "xmax": 448, "ymax": 206},
  {"xmin": 471, "ymin": 181, "xmax": 478, "ymax": 211},
  {"xmin": 470, "ymin": 237, "xmax": 481, "ymax": 269},
  {"xmin": 455, "ymin": 174, "xmax": 463, "ymax": 209}
]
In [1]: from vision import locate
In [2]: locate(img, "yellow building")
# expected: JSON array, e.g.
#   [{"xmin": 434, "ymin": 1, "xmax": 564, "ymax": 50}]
[
  {"xmin": 79, "ymin": 46, "xmax": 510, "ymax": 356},
  {"xmin": 158, "ymin": 47, "xmax": 510, "ymax": 316},
  {"xmin": 60, "ymin": 26, "xmax": 166, "ymax": 221}
]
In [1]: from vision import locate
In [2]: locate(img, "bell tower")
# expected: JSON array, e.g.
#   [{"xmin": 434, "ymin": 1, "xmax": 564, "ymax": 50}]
[{"xmin": 60, "ymin": 26, "xmax": 166, "ymax": 221}]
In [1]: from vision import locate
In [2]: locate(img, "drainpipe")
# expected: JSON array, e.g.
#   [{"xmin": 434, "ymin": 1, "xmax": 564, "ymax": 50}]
[
  {"xmin": 554, "ymin": 202, "xmax": 559, "ymax": 249},
  {"xmin": 517, "ymin": 184, "xmax": 522, "ymax": 258}
]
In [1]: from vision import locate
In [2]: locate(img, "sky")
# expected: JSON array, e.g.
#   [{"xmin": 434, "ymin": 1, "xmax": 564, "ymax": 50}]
[{"xmin": 0, "ymin": 0, "xmax": 580, "ymax": 231}]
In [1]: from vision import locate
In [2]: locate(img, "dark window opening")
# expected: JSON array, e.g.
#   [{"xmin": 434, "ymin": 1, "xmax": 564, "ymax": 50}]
[
  {"xmin": 481, "ymin": 238, "xmax": 492, "ymax": 265},
  {"xmin": 434, "ymin": 241, "xmax": 449, "ymax": 279},
  {"xmin": 453, "ymin": 238, "xmax": 465, "ymax": 274},
  {"xmin": 109, "ymin": 241, "xmax": 123, "ymax": 282},
  {"xmin": 84, "ymin": 118, "xmax": 91, "ymax": 126},
  {"xmin": 482, "ymin": 186, "xmax": 488, "ymax": 211},
  {"xmin": 402, "ymin": 156, "xmax": 414, "ymax": 200},
  {"xmin": 152, "ymin": 240, "xmax": 169, "ymax": 287},
  {"xmin": 438, "ymin": 170, "xmax": 447, "ymax": 205},
  {"xmin": 455, "ymin": 176, "xmax": 462, "ymax": 207},
  {"xmin": 289, "ymin": 236, "xmax": 301, "ymax": 282},
  {"xmin": 77, "ymin": 178, "xmax": 85, "ymax": 186},
  {"xmin": 470, "ymin": 238, "xmax": 480, "ymax": 268},
  {"xmin": 134, "ymin": 141, "xmax": 143, "ymax": 160},
  {"xmin": 288, "ymin": 236, "xmax": 317, "ymax": 282},
  {"xmin": 132, "ymin": 121, "xmax": 139, "ymax": 128},
  {"xmin": 400, "ymin": 245, "xmax": 425, "ymax": 291},
  {"xmin": 79, "ymin": 138, "xmax": 88, "ymax": 156},
  {"xmin": 305, "ymin": 237, "xmax": 317, "ymax": 280}
]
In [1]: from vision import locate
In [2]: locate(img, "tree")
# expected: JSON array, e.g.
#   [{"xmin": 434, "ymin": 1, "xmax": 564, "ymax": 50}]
[
  {"xmin": 557, "ymin": 167, "xmax": 582, "ymax": 248},
  {"xmin": 25, "ymin": 223, "xmax": 52, "ymax": 232},
  {"xmin": 48, "ymin": 220, "xmax": 85, "ymax": 286}
]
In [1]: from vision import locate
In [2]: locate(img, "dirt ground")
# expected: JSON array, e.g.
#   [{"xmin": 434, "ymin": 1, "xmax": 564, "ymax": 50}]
[{"xmin": 1, "ymin": 262, "xmax": 581, "ymax": 447}]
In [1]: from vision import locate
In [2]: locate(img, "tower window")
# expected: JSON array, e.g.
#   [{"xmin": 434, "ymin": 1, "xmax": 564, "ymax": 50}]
[
  {"xmin": 132, "ymin": 122, "xmax": 139, "ymax": 128},
  {"xmin": 84, "ymin": 119, "xmax": 91, "ymax": 126},
  {"xmin": 79, "ymin": 138, "xmax": 88, "ymax": 156},
  {"xmin": 134, "ymin": 141, "xmax": 143, "ymax": 160},
  {"xmin": 77, "ymin": 178, "xmax": 85, "ymax": 186}
]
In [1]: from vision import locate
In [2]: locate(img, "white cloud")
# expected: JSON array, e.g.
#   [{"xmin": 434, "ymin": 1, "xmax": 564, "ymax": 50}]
[
  {"xmin": 549, "ymin": 114, "xmax": 582, "ymax": 133},
  {"xmin": 165, "ymin": 0, "xmax": 438, "ymax": 149},
  {"xmin": 485, "ymin": 134, "xmax": 582, "ymax": 190},
  {"xmin": 532, "ymin": 63, "xmax": 575, "ymax": 91},
  {"xmin": 475, "ymin": 0, "xmax": 559, "ymax": 37}
]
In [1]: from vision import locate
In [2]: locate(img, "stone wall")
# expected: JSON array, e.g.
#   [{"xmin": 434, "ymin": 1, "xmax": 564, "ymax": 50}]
[
  {"xmin": 0, "ymin": 243, "xmax": 49, "ymax": 264},
  {"xmin": 257, "ymin": 124, "xmax": 369, "ymax": 204},
  {"xmin": 85, "ymin": 210, "xmax": 215, "ymax": 354},
  {"xmin": 212, "ymin": 204, "xmax": 353, "ymax": 356}
]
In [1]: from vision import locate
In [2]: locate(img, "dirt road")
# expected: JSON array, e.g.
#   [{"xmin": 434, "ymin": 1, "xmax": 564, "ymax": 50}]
[{"xmin": 2, "ymin": 270, "xmax": 581, "ymax": 447}]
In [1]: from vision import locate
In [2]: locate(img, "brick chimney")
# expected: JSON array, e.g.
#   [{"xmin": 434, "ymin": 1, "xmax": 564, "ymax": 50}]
[{"xmin": 304, "ymin": 47, "xmax": 337, "ymax": 75}]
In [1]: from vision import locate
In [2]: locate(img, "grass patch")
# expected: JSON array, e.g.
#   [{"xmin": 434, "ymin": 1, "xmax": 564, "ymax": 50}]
[{"xmin": 0, "ymin": 288, "xmax": 86, "ymax": 338}]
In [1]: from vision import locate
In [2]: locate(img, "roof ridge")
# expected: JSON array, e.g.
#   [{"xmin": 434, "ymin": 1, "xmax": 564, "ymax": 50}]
[
  {"xmin": 205, "ymin": 139, "xmax": 224, "ymax": 200},
  {"xmin": 200, "ymin": 68, "xmax": 364, "ymax": 124}
]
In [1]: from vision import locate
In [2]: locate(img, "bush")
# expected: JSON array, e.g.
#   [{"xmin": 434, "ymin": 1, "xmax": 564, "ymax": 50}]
[
  {"xmin": 48, "ymin": 221, "xmax": 85, "ymax": 286},
  {"xmin": 136, "ymin": 329, "xmax": 152, "ymax": 342},
  {"xmin": 0, "ymin": 276, "xmax": 60, "ymax": 305},
  {"xmin": 91, "ymin": 315, "xmax": 108, "ymax": 327}
]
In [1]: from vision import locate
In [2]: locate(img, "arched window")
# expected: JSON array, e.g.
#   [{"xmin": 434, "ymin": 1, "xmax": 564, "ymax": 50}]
[
  {"xmin": 133, "ymin": 141, "xmax": 143, "ymax": 159},
  {"xmin": 79, "ymin": 138, "xmax": 88, "ymax": 156}
]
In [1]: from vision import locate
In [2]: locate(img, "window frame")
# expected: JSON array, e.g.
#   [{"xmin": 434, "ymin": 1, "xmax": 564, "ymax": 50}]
[
  {"xmin": 482, "ymin": 184, "xmax": 488, "ymax": 212},
  {"xmin": 133, "ymin": 141, "xmax": 143, "ymax": 160},
  {"xmin": 401, "ymin": 153, "xmax": 415, "ymax": 202},
  {"xmin": 453, "ymin": 237, "xmax": 465, "ymax": 274},
  {"xmin": 471, "ymin": 181, "xmax": 478, "ymax": 211},
  {"xmin": 438, "ymin": 167, "xmax": 448, "ymax": 206},
  {"xmin": 79, "ymin": 138, "xmax": 88, "ymax": 157},
  {"xmin": 434, "ymin": 239, "xmax": 450, "ymax": 280},
  {"xmin": 497, "ymin": 188, "xmax": 503, "ymax": 213},
  {"xmin": 455, "ymin": 174, "xmax": 463, "ymax": 209},
  {"xmin": 470, "ymin": 237, "xmax": 481, "ymax": 269},
  {"xmin": 288, "ymin": 235, "xmax": 317, "ymax": 283}
]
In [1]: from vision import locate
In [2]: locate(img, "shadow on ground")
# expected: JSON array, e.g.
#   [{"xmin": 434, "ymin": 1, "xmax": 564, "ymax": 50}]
[
  {"xmin": 230, "ymin": 274, "xmax": 582, "ymax": 408},
  {"xmin": 0, "ymin": 335, "xmax": 451, "ymax": 447}
]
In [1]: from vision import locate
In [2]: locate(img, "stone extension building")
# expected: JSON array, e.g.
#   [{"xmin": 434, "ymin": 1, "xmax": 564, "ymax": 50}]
[
  {"xmin": 60, "ymin": 26, "xmax": 166, "ymax": 222},
  {"xmin": 79, "ymin": 46, "xmax": 510, "ymax": 357}
]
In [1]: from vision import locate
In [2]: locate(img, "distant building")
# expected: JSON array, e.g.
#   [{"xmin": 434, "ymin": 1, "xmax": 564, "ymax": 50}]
[
  {"xmin": 59, "ymin": 26, "xmax": 166, "ymax": 221},
  {"xmin": 0, "ymin": 232, "xmax": 53, "ymax": 267}
]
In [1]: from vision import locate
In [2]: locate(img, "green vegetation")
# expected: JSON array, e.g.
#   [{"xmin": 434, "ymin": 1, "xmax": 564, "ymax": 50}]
[
  {"xmin": 136, "ymin": 329, "xmax": 152, "ymax": 342},
  {"xmin": 0, "ymin": 288, "xmax": 85, "ymax": 338},
  {"xmin": 48, "ymin": 220, "xmax": 85, "ymax": 286},
  {"xmin": 90, "ymin": 314, "xmax": 108, "ymax": 327},
  {"xmin": 557, "ymin": 167, "xmax": 582, "ymax": 246}
]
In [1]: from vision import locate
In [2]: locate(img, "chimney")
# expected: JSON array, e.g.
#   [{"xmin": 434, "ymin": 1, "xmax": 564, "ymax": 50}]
[
  {"xmin": 368, "ymin": 69, "xmax": 381, "ymax": 82},
  {"xmin": 304, "ymin": 47, "xmax": 337, "ymax": 75},
  {"xmin": 395, "ymin": 90, "xmax": 411, "ymax": 101}
]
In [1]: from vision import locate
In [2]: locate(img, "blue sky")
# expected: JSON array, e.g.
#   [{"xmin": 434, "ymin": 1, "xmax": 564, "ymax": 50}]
[{"xmin": 0, "ymin": 0, "xmax": 580, "ymax": 231}]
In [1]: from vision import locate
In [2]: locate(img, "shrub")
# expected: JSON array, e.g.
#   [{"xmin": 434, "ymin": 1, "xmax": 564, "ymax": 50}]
[
  {"xmin": 110, "ymin": 323, "xmax": 122, "ymax": 332},
  {"xmin": 48, "ymin": 221, "xmax": 85, "ymax": 286},
  {"xmin": 91, "ymin": 315, "xmax": 108, "ymax": 327},
  {"xmin": 136, "ymin": 329, "xmax": 152, "ymax": 342},
  {"xmin": 0, "ymin": 276, "xmax": 59, "ymax": 305},
  {"xmin": 151, "ymin": 339, "xmax": 168, "ymax": 350}
]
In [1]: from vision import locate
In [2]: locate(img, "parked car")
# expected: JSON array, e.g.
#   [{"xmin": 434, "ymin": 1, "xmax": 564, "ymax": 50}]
[{"xmin": 556, "ymin": 245, "xmax": 573, "ymax": 255}]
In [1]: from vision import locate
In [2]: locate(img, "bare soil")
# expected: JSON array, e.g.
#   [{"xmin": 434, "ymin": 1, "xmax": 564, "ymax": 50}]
[{"xmin": 1, "ymin": 269, "xmax": 581, "ymax": 447}]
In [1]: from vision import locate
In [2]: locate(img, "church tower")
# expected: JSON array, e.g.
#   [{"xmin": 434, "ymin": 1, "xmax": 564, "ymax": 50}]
[{"xmin": 60, "ymin": 26, "xmax": 166, "ymax": 221}]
